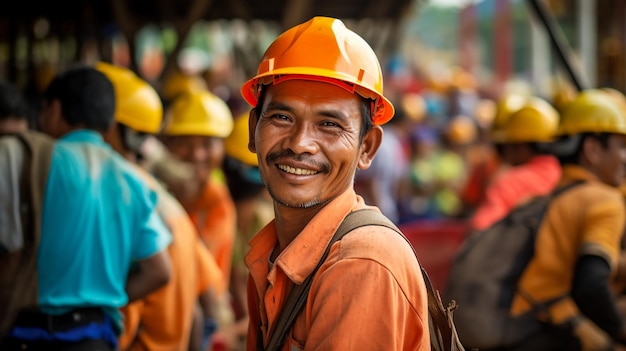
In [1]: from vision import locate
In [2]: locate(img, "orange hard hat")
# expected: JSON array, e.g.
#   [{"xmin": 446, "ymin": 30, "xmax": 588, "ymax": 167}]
[
  {"xmin": 445, "ymin": 116, "xmax": 477, "ymax": 145},
  {"xmin": 401, "ymin": 93, "xmax": 427, "ymax": 122},
  {"xmin": 240, "ymin": 16, "xmax": 394, "ymax": 125}
]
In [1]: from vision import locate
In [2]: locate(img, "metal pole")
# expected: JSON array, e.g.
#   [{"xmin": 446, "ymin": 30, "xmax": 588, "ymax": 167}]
[{"xmin": 525, "ymin": 0, "xmax": 587, "ymax": 91}]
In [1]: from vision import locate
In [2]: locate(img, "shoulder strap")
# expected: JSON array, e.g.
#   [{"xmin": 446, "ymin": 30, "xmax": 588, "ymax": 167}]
[
  {"xmin": 550, "ymin": 180, "xmax": 585, "ymax": 200},
  {"xmin": 263, "ymin": 209, "xmax": 464, "ymax": 351},
  {"xmin": 15, "ymin": 131, "xmax": 54, "ymax": 246},
  {"xmin": 262, "ymin": 209, "xmax": 377, "ymax": 350}
]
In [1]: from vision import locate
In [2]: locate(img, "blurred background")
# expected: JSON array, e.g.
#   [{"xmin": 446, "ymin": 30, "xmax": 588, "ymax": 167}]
[
  {"xmin": 2, "ymin": 0, "xmax": 624, "ymax": 291},
  {"xmin": 1, "ymin": 0, "xmax": 622, "ymax": 108}
]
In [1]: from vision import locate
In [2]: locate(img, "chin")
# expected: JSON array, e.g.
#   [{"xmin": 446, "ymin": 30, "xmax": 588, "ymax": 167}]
[{"xmin": 269, "ymin": 190, "xmax": 325, "ymax": 209}]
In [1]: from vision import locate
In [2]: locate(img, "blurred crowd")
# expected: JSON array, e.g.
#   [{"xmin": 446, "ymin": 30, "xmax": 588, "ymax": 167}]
[
  {"xmin": 4, "ymin": 53, "xmax": 626, "ymax": 350},
  {"xmin": 0, "ymin": 63, "xmax": 274, "ymax": 351}
]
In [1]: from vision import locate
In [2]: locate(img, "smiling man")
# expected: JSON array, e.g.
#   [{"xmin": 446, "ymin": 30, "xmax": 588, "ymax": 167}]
[{"xmin": 241, "ymin": 17, "xmax": 429, "ymax": 350}]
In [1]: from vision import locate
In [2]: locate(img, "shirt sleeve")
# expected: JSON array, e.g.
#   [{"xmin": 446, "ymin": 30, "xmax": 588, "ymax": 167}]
[
  {"xmin": 581, "ymin": 194, "xmax": 625, "ymax": 269},
  {"xmin": 132, "ymin": 188, "xmax": 172, "ymax": 260}
]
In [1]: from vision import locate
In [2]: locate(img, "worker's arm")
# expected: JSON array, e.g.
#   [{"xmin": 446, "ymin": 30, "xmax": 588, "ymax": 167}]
[
  {"xmin": 126, "ymin": 186, "xmax": 173, "ymax": 302},
  {"xmin": 573, "ymin": 255, "xmax": 626, "ymax": 344},
  {"xmin": 125, "ymin": 249, "xmax": 171, "ymax": 303}
]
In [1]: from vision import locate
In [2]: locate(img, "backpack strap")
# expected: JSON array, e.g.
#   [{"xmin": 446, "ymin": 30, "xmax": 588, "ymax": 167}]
[
  {"xmin": 262, "ymin": 208, "xmax": 464, "ymax": 351},
  {"xmin": 514, "ymin": 179, "xmax": 586, "ymax": 318},
  {"xmin": 14, "ymin": 131, "xmax": 54, "ymax": 247}
]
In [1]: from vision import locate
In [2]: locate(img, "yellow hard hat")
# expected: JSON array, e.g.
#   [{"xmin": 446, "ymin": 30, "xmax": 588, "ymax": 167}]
[
  {"xmin": 558, "ymin": 89, "xmax": 626, "ymax": 136},
  {"xmin": 445, "ymin": 116, "xmax": 477, "ymax": 145},
  {"xmin": 240, "ymin": 16, "xmax": 394, "ymax": 125},
  {"xmin": 162, "ymin": 90, "xmax": 234, "ymax": 137},
  {"xmin": 96, "ymin": 62, "xmax": 163, "ymax": 134},
  {"xmin": 601, "ymin": 88, "xmax": 626, "ymax": 115},
  {"xmin": 551, "ymin": 84, "xmax": 577, "ymax": 113},
  {"xmin": 491, "ymin": 94, "xmax": 527, "ymax": 141},
  {"xmin": 492, "ymin": 97, "xmax": 559, "ymax": 143},
  {"xmin": 224, "ymin": 112, "xmax": 257, "ymax": 166},
  {"xmin": 161, "ymin": 71, "xmax": 208, "ymax": 102}
]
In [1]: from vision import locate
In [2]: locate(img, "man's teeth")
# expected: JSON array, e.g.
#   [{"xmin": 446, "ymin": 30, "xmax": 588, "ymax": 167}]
[{"xmin": 278, "ymin": 164, "xmax": 318, "ymax": 175}]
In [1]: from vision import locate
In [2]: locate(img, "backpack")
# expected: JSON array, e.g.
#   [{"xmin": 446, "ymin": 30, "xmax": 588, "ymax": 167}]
[
  {"xmin": 444, "ymin": 181, "xmax": 583, "ymax": 350},
  {"xmin": 0, "ymin": 131, "xmax": 54, "ymax": 339},
  {"xmin": 261, "ymin": 209, "xmax": 465, "ymax": 351}
]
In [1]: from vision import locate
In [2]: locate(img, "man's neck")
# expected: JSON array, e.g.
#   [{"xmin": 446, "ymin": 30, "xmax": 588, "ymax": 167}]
[{"xmin": 273, "ymin": 205, "xmax": 321, "ymax": 253}]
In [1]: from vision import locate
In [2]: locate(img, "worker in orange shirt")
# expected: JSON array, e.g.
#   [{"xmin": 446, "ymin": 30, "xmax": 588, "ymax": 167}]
[
  {"xmin": 214, "ymin": 112, "xmax": 274, "ymax": 350},
  {"xmin": 159, "ymin": 90, "xmax": 236, "ymax": 299},
  {"xmin": 469, "ymin": 96, "xmax": 562, "ymax": 231},
  {"xmin": 240, "ymin": 16, "xmax": 429, "ymax": 350},
  {"xmin": 96, "ymin": 62, "xmax": 224, "ymax": 351}
]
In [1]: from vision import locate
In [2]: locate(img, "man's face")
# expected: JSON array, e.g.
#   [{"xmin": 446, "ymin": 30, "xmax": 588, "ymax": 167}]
[
  {"xmin": 249, "ymin": 79, "xmax": 376, "ymax": 209},
  {"xmin": 595, "ymin": 134, "xmax": 626, "ymax": 187},
  {"xmin": 165, "ymin": 135, "xmax": 224, "ymax": 183}
]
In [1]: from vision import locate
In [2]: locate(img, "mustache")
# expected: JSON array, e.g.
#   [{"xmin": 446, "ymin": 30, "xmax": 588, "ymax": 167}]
[{"xmin": 266, "ymin": 149, "xmax": 330, "ymax": 173}]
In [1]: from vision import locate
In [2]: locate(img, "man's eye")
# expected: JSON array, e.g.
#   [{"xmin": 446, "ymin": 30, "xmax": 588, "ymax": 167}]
[
  {"xmin": 321, "ymin": 121, "xmax": 338, "ymax": 127},
  {"xmin": 271, "ymin": 114, "xmax": 290, "ymax": 121}
]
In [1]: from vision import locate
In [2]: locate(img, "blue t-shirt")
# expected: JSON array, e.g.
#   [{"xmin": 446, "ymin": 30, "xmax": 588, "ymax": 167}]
[{"xmin": 38, "ymin": 130, "xmax": 171, "ymax": 316}]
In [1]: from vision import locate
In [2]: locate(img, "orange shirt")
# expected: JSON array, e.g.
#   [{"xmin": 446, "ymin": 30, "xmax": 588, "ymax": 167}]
[
  {"xmin": 245, "ymin": 188, "xmax": 429, "ymax": 350},
  {"xmin": 471, "ymin": 155, "xmax": 561, "ymax": 231},
  {"xmin": 511, "ymin": 165, "xmax": 625, "ymax": 324},
  {"xmin": 119, "ymin": 167, "xmax": 222, "ymax": 351},
  {"xmin": 188, "ymin": 173, "xmax": 237, "ymax": 295}
]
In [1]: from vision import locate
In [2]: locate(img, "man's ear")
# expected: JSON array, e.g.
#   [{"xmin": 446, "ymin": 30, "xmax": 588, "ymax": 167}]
[
  {"xmin": 248, "ymin": 108, "xmax": 258, "ymax": 153},
  {"xmin": 357, "ymin": 125, "xmax": 383, "ymax": 170},
  {"xmin": 101, "ymin": 120, "xmax": 117, "ymax": 144},
  {"xmin": 581, "ymin": 136, "xmax": 602, "ymax": 166},
  {"xmin": 41, "ymin": 99, "xmax": 65, "ymax": 138}
]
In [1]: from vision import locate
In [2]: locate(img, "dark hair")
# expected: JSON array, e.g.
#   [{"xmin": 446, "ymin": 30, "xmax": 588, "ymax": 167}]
[
  {"xmin": 557, "ymin": 132, "xmax": 611, "ymax": 165},
  {"xmin": 222, "ymin": 156, "xmax": 266, "ymax": 202},
  {"xmin": 44, "ymin": 66, "xmax": 115, "ymax": 131},
  {"xmin": 0, "ymin": 80, "xmax": 29, "ymax": 121},
  {"xmin": 254, "ymin": 85, "xmax": 373, "ymax": 142}
]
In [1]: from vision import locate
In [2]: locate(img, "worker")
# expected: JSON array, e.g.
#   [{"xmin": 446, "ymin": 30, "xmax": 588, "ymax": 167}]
[
  {"xmin": 159, "ymin": 90, "xmax": 236, "ymax": 314},
  {"xmin": 508, "ymin": 89, "xmax": 626, "ymax": 350},
  {"xmin": 470, "ymin": 96, "xmax": 562, "ymax": 231},
  {"xmin": 214, "ymin": 112, "xmax": 274, "ymax": 350},
  {"xmin": 240, "ymin": 16, "xmax": 429, "ymax": 349},
  {"xmin": 96, "ymin": 62, "xmax": 224, "ymax": 351},
  {"xmin": 1, "ymin": 65, "xmax": 172, "ymax": 351},
  {"xmin": 460, "ymin": 93, "xmax": 526, "ymax": 212}
]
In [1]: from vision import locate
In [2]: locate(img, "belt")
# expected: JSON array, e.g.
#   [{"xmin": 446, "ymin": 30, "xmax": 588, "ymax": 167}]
[{"xmin": 13, "ymin": 307, "xmax": 107, "ymax": 333}]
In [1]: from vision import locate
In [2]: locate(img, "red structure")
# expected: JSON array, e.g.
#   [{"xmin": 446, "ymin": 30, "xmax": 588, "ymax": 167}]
[{"xmin": 400, "ymin": 219, "xmax": 469, "ymax": 292}]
